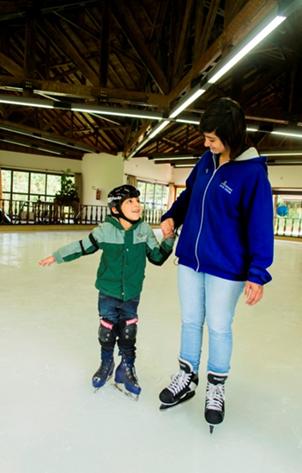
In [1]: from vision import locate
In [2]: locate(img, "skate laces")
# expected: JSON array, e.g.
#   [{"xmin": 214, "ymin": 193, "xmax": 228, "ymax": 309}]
[
  {"xmin": 96, "ymin": 359, "xmax": 113, "ymax": 378},
  {"xmin": 168, "ymin": 369, "xmax": 192, "ymax": 395},
  {"xmin": 125, "ymin": 363, "xmax": 139, "ymax": 386},
  {"xmin": 206, "ymin": 382, "xmax": 225, "ymax": 411}
]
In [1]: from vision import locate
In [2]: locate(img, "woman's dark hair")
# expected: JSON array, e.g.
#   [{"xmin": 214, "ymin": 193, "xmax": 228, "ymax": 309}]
[{"xmin": 199, "ymin": 97, "xmax": 247, "ymax": 160}]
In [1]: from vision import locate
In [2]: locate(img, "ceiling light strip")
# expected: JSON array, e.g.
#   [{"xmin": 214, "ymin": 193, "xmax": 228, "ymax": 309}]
[
  {"xmin": 169, "ymin": 89, "xmax": 206, "ymax": 119},
  {"xmin": 0, "ymin": 94, "xmax": 53, "ymax": 109},
  {"xmin": 207, "ymin": 15, "xmax": 286, "ymax": 84}
]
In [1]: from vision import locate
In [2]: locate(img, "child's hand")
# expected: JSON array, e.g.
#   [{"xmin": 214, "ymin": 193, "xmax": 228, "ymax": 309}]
[
  {"xmin": 39, "ymin": 256, "xmax": 55, "ymax": 266},
  {"xmin": 161, "ymin": 218, "xmax": 174, "ymax": 238}
]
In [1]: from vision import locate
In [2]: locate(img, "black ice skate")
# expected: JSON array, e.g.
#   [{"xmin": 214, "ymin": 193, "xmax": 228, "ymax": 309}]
[
  {"xmin": 92, "ymin": 358, "xmax": 115, "ymax": 390},
  {"xmin": 114, "ymin": 358, "xmax": 141, "ymax": 400},
  {"xmin": 159, "ymin": 359, "xmax": 199, "ymax": 410},
  {"xmin": 204, "ymin": 372, "xmax": 228, "ymax": 433}
]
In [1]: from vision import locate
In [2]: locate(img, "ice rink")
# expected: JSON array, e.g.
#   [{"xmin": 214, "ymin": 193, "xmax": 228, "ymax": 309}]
[{"xmin": 1, "ymin": 230, "xmax": 301, "ymax": 473}]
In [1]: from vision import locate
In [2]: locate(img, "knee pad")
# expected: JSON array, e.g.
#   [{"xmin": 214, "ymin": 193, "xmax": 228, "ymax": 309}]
[
  {"xmin": 98, "ymin": 318, "xmax": 117, "ymax": 347},
  {"xmin": 118, "ymin": 318, "xmax": 138, "ymax": 346}
]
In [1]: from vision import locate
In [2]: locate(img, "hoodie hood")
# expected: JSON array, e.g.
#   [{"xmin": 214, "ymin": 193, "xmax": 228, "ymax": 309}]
[{"xmin": 235, "ymin": 147, "xmax": 259, "ymax": 161}]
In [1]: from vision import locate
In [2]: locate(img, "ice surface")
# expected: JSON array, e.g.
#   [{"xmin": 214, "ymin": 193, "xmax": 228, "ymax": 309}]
[{"xmin": 0, "ymin": 231, "xmax": 301, "ymax": 473}]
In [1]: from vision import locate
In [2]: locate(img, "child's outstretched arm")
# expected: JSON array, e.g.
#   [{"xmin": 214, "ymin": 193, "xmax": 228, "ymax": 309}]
[
  {"xmin": 39, "ymin": 255, "xmax": 56, "ymax": 266},
  {"xmin": 38, "ymin": 225, "xmax": 105, "ymax": 266}
]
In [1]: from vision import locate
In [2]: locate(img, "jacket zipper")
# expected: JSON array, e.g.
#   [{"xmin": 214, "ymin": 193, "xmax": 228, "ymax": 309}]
[{"xmin": 194, "ymin": 154, "xmax": 226, "ymax": 271}]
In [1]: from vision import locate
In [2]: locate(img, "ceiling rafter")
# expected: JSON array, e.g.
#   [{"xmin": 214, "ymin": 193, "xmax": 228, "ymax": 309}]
[
  {"xmin": 110, "ymin": 0, "xmax": 169, "ymax": 94},
  {"xmin": 0, "ymin": 0, "xmax": 302, "ymax": 162}
]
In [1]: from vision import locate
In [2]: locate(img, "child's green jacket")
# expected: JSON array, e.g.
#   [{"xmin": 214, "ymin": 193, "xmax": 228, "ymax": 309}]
[{"xmin": 53, "ymin": 216, "xmax": 175, "ymax": 301}]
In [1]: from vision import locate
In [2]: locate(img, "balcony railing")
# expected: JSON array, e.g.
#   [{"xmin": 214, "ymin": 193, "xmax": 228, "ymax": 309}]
[
  {"xmin": 0, "ymin": 199, "xmax": 164, "ymax": 226},
  {"xmin": 1, "ymin": 200, "xmax": 300, "ymax": 238},
  {"xmin": 274, "ymin": 216, "xmax": 302, "ymax": 238}
]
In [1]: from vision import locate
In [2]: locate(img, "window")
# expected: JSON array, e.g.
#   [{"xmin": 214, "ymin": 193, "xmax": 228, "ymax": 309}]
[
  {"xmin": 137, "ymin": 180, "xmax": 169, "ymax": 210},
  {"xmin": 175, "ymin": 186, "xmax": 185, "ymax": 199},
  {"xmin": 1, "ymin": 168, "xmax": 74, "ymax": 203}
]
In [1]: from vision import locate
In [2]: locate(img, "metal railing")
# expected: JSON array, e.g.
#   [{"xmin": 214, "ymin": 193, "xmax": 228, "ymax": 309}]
[
  {"xmin": 3, "ymin": 200, "xmax": 300, "ymax": 238},
  {"xmin": 0, "ymin": 199, "xmax": 164, "ymax": 226},
  {"xmin": 274, "ymin": 217, "xmax": 302, "ymax": 238}
]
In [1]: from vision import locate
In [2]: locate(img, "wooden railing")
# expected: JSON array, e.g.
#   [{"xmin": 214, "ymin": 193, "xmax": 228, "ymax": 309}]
[
  {"xmin": 0, "ymin": 199, "xmax": 164, "ymax": 226},
  {"xmin": 274, "ymin": 217, "xmax": 302, "ymax": 238},
  {"xmin": 3, "ymin": 200, "xmax": 300, "ymax": 238}
]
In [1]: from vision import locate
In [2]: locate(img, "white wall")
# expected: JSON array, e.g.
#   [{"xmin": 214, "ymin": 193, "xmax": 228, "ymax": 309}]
[
  {"xmin": 171, "ymin": 167, "xmax": 191, "ymax": 186},
  {"xmin": 0, "ymin": 150, "xmax": 82, "ymax": 173},
  {"xmin": 81, "ymin": 152, "xmax": 124, "ymax": 206},
  {"xmin": 172, "ymin": 164, "xmax": 302, "ymax": 190},
  {"xmin": 124, "ymin": 156, "xmax": 172, "ymax": 183},
  {"xmin": 1, "ymin": 150, "xmax": 301, "ymax": 208},
  {"xmin": 268, "ymin": 166, "xmax": 302, "ymax": 188},
  {"xmin": 0, "ymin": 150, "xmax": 124, "ymax": 206}
]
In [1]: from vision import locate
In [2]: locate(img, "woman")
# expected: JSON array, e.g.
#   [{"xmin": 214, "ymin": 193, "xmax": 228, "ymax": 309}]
[{"xmin": 159, "ymin": 97, "xmax": 274, "ymax": 432}]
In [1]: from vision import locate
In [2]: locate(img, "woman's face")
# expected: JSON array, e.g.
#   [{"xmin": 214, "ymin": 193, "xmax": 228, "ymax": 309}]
[{"xmin": 203, "ymin": 131, "xmax": 227, "ymax": 155}]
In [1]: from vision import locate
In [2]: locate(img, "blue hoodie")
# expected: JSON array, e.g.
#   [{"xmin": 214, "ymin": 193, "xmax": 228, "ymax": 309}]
[{"xmin": 163, "ymin": 147, "xmax": 274, "ymax": 285}]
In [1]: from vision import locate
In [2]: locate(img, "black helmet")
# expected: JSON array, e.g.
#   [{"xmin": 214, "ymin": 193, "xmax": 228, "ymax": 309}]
[{"xmin": 107, "ymin": 184, "xmax": 140, "ymax": 212}]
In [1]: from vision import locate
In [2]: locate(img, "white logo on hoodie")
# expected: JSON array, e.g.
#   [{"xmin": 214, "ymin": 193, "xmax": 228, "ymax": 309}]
[{"xmin": 219, "ymin": 180, "xmax": 233, "ymax": 194}]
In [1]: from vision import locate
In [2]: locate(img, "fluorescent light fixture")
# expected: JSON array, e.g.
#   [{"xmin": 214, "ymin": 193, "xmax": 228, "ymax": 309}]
[
  {"xmin": 0, "ymin": 124, "xmax": 94, "ymax": 152},
  {"xmin": 208, "ymin": 15, "xmax": 286, "ymax": 84},
  {"xmin": 147, "ymin": 120, "xmax": 170, "ymax": 140},
  {"xmin": 271, "ymin": 130, "xmax": 302, "ymax": 139},
  {"xmin": 1, "ymin": 138, "xmax": 31, "ymax": 148},
  {"xmin": 0, "ymin": 94, "xmax": 54, "ymax": 109},
  {"xmin": 176, "ymin": 117, "xmax": 200, "ymax": 125},
  {"xmin": 71, "ymin": 104, "xmax": 162, "ymax": 121},
  {"xmin": 169, "ymin": 89, "xmax": 206, "ymax": 119},
  {"xmin": 0, "ymin": 138, "xmax": 63, "ymax": 155},
  {"xmin": 265, "ymin": 151, "xmax": 302, "ymax": 156},
  {"xmin": 127, "ymin": 121, "xmax": 170, "ymax": 158},
  {"xmin": 247, "ymin": 126, "xmax": 258, "ymax": 132},
  {"xmin": 153, "ymin": 155, "xmax": 197, "ymax": 161},
  {"xmin": 173, "ymin": 164, "xmax": 195, "ymax": 168}
]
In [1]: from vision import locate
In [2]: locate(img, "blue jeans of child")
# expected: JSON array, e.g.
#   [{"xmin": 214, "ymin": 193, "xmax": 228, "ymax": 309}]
[
  {"xmin": 178, "ymin": 265, "xmax": 244, "ymax": 374},
  {"xmin": 98, "ymin": 293, "xmax": 140, "ymax": 323}
]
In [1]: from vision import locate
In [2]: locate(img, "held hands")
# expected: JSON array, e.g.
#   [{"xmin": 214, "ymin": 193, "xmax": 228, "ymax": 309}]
[
  {"xmin": 161, "ymin": 218, "xmax": 175, "ymax": 238},
  {"xmin": 38, "ymin": 255, "xmax": 55, "ymax": 267},
  {"xmin": 244, "ymin": 281, "xmax": 263, "ymax": 305}
]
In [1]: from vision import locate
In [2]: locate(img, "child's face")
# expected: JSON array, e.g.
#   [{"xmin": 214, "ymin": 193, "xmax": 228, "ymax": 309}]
[{"xmin": 119, "ymin": 197, "xmax": 142, "ymax": 221}]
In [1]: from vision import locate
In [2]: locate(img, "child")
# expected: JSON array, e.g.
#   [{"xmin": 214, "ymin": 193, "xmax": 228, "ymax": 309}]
[{"xmin": 39, "ymin": 184, "xmax": 175, "ymax": 399}]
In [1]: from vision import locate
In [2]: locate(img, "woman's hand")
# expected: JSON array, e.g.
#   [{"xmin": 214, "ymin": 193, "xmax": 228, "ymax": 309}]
[
  {"xmin": 244, "ymin": 281, "xmax": 263, "ymax": 305},
  {"xmin": 161, "ymin": 218, "xmax": 175, "ymax": 238},
  {"xmin": 39, "ymin": 255, "xmax": 55, "ymax": 266}
]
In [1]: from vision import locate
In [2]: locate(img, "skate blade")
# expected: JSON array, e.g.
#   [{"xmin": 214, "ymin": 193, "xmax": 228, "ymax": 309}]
[
  {"xmin": 159, "ymin": 390, "xmax": 196, "ymax": 410},
  {"xmin": 114, "ymin": 382, "xmax": 140, "ymax": 401}
]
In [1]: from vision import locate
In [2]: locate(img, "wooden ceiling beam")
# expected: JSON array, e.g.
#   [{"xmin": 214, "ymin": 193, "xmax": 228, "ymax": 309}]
[
  {"xmin": 168, "ymin": 0, "xmax": 278, "ymax": 104},
  {"xmin": 0, "ymin": 1, "xmax": 98, "ymax": 23},
  {"xmin": 193, "ymin": 0, "xmax": 205, "ymax": 61},
  {"xmin": 110, "ymin": 0, "xmax": 169, "ymax": 94},
  {"xmin": 42, "ymin": 20, "xmax": 99, "ymax": 86},
  {"xmin": 172, "ymin": 0, "xmax": 194, "ymax": 84},
  {"xmin": 0, "ymin": 75, "xmax": 167, "ymax": 107},
  {"xmin": 0, "ymin": 52, "xmax": 23, "ymax": 76},
  {"xmin": 99, "ymin": 0, "xmax": 110, "ymax": 88},
  {"xmin": 199, "ymin": 0, "xmax": 220, "ymax": 55},
  {"xmin": 126, "ymin": 0, "xmax": 278, "ymax": 156},
  {"xmin": 0, "ymin": 118, "xmax": 97, "ymax": 153}
]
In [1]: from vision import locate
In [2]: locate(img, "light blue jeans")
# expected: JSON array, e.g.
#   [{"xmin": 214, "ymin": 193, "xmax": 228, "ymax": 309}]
[{"xmin": 178, "ymin": 264, "xmax": 244, "ymax": 374}]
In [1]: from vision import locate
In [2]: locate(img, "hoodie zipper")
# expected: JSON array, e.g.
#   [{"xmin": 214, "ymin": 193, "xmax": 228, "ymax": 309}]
[{"xmin": 194, "ymin": 154, "xmax": 227, "ymax": 271}]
